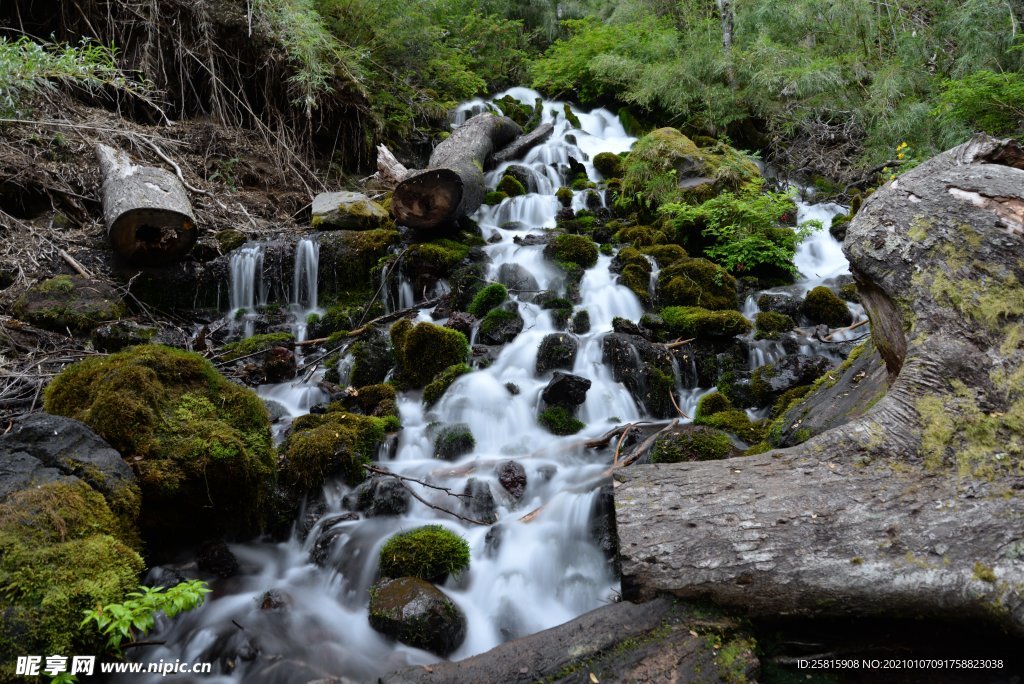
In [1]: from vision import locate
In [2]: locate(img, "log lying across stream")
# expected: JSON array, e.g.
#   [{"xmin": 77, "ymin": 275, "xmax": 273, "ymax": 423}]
[
  {"xmin": 391, "ymin": 113, "xmax": 521, "ymax": 230},
  {"xmin": 615, "ymin": 134, "xmax": 1024, "ymax": 635}
]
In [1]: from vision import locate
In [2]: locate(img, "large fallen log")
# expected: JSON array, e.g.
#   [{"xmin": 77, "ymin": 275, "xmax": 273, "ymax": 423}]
[
  {"xmin": 616, "ymin": 134, "xmax": 1024, "ymax": 636},
  {"xmin": 391, "ymin": 113, "xmax": 521, "ymax": 230},
  {"xmin": 95, "ymin": 143, "xmax": 197, "ymax": 265},
  {"xmin": 491, "ymin": 121, "xmax": 555, "ymax": 166}
]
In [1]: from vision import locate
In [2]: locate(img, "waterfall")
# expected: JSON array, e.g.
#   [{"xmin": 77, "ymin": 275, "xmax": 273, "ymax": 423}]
[{"xmin": 229, "ymin": 244, "xmax": 265, "ymax": 338}]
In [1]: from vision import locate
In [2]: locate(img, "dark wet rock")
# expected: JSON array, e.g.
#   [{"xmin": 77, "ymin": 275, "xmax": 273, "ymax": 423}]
[
  {"xmin": 462, "ymin": 478, "xmax": 498, "ymax": 525},
  {"xmin": 368, "ymin": 577, "xmax": 467, "ymax": 657},
  {"xmin": 91, "ymin": 320, "xmax": 158, "ymax": 352},
  {"xmin": 483, "ymin": 524, "xmax": 504, "ymax": 557},
  {"xmin": 444, "ymin": 311, "xmax": 476, "ymax": 338},
  {"xmin": 350, "ymin": 329, "xmax": 394, "ymax": 387},
  {"xmin": 504, "ymin": 382, "xmax": 520, "ymax": 395},
  {"xmin": 343, "ymin": 477, "xmax": 411, "ymax": 517},
  {"xmin": 196, "ymin": 541, "xmax": 239, "ymax": 578},
  {"xmin": 259, "ymin": 589, "xmax": 292, "ymax": 611},
  {"xmin": 477, "ymin": 303, "xmax": 524, "ymax": 346},
  {"xmin": 555, "ymin": 206, "xmax": 575, "ymax": 223},
  {"xmin": 752, "ymin": 354, "xmax": 833, "ymax": 405},
  {"xmin": 756, "ymin": 292, "xmax": 802, "ymax": 319},
  {"xmin": 503, "ymin": 164, "xmax": 534, "ymax": 193},
  {"xmin": 570, "ymin": 309, "xmax": 591, "ymax": 334},
  {"xmin": 589, "ymin": 482, "xmax": 620, "ymax": 577},
  {"xmin": 496, "ymin": 263, "xmax": 539, "ymax": 300},
  {"xmin": 309, "ymin": 512, "xmax": 360, "ymax": 566},
  {"xmin": 434, "ymin": 423, "xmax": 475, "ymax": 460},
  {"xmin": 512, "ymin": 233, "xmax": 550, "ymax": 247},
  {"xmin": 541, "ymin": 371, "xmax": 591, "ymax": 409},
  {"xmin": 601, "ymin": 333, "xmax": 676, "ymax": 418},
  {"xmin": 535, "ymin": 333, "xmax": 579, "ymax": 375},
  {"xmin": 263, "ymin": 346, "xmax": 297, "ymax": 383},
  {"xmin": 611, "ymin": 317, "xmax": 646, "ymax": 337},
  {"xmin": 496, "ymin": 461, "xmax": 527, "ymax": 501},
  {"xmin": 536, "ymin": 465, "xmax": 557, "ymax": 482}
]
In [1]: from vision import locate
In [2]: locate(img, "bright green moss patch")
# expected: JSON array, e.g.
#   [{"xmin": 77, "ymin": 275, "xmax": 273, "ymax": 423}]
[
  {"xmin": 696, "ymin": 391, "xmax": 733, "ymax": 420},
  {"xmin": 650, "ymin": 427, "xmax": 735, "ymax": 462},
  {"xmin": 661, "ymin": 306, "xmax": 751, "ymax": 338},
  {"xmin": 755, "ymin": 311, "xmax": 795, "ymax": 339},
  {"xmin": 593, "ymin": 151, "xmax": 623, "ymax": 178},
  {"xmin": 43, "ymin": 345, "xmax": 274, "ymax": 538},
  {"xmin": 545, "ymin": 234, "xmax": 599, "ymax": 269},
  {"xmin": 538, "ymin": 406, "xmax": 585, "ymax": 435},
  {"xmin": 497, "ymin": 174, "xmax": 526, "ymax": 197},
  {"xmin": 657, "ymin": 258, "xmax": 738, "ymax": 310},
  {"xmin": 423, "ymin": 363, "xmax": 471, "ymax": 407},
  {"xmin": 694, "ymin": 409, "xmax": 768, "ymax": 444},
  {"xmin": 556, "ymin": 186, "xmax": 574, "ymax": 207},
  {"xmin": 391, "ymin": 320, "xmax": 469, "ymax": 389},
  {"xmin": 640, "ymin": 243, "xmax": 687, "ymax": 266},
  {"xmin": 434, "ymin": 423, "xmax": 476, "ymax": 460},
  {"xmin": 467, "ymin": 283, "xmax": 508, "ymax": 316},
  {"xmin": 801, "ymin": 286, "xmax": 853, "ymax": 327},
  {"xmin": 282, "ymin": 409, "xmax": 396, "ymax": 490},
  {"xmin": 378, "ymin": 524, "xmax": 470, "ymax": 583},
  {"xmin": 483, "ymin": 190, "xmax": 508, "ymax": 205},
  {"xmin": 220, "ymin": 332, "xmax": 295, "ymax": 361}
]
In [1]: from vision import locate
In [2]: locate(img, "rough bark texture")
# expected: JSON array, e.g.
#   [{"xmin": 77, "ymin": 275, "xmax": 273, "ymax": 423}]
[
  {"xmin": 491, "ymin": 122, "xmax": 555, "ymax": 166},
  {"xmin": 616, "ymin": 134, "xmax": 1024, "ymax": 636},
  {"xmin": 392, "ymin": 114, "xmax": 521, "ymax": 230},
  {"xmin": 379, "ymin": 597, "xmax": 757, "ymax": 684},
  {"xmin": 95, "ymin": 143, "xmax": 197, "ymax": 264}
]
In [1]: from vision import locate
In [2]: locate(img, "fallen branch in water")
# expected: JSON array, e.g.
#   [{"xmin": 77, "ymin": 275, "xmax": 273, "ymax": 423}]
[
  {"xmin": 364, "ymin": 464, "xmax": 472, "ymax": 500},
  {"xmin": 584, "ymin": 421, "xmax": 668, "ymax": 449},
  {"xmin": 668, "ymin": 389, "xmax": 691, "ymax": 420},
  {"xmin": 362, "ymin": 463, "xmax": 488, "ymax": 526},
  {"xmin": 824, "ymin": 318, "xmax": 870, "ymax": 341}
]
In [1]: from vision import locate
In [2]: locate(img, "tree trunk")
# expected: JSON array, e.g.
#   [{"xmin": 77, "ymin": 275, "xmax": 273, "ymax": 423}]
[
  {"xmin": 95, "ymin": 144, "xmax": 198, "ymax": 265},
  {"xmin": 615, "ymin": 134, "xmax": 1024, "ymax": 636},
  {"xmin": 391, "ymin": 114, "xmax": 521, "ymax": 230},
  {"xmin": 491, "ymin": 122, "xmax": 555, "ymax": 166}
]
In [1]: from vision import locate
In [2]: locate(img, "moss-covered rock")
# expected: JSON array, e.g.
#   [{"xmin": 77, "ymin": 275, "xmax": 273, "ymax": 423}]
[
  {"xmin": 467, "ymin": 283, "xmax": 508, "ymax": 317},
  {"xmin": 216, "ymin": 229, "xmax": 247, "ymax": 253},
  {"xmin": 15, "ymin": 275, "xmax": 126, "ymax": 334},
  {"xmin": 650, "ymin": 425, "xmax": 739, "ymax": 463},
  {"xmin": 281, "ymin": 409, "xmax": 396, "ymax": 490},
  {"xmin": 378, "ymin": 524, "xmax": 470, "ymax": 583},
  {"xmin": 43, "ymin": 345, "xmax": 274, "ymax": 540},
  {"xmin": 593, "ymin": 152, "xmax": 624, "ymax": 179},
  {"xmin": 478, "ymin": 306, "xmax": 524, "ymax": 345},
  {"xmin": 423, "ymin": 363, "xmax": 471, "ymax": 407},
  {"xmin": 311, "ymin": 191, "xmax": 390, "ymax": 230},
  {"xmin": 556, "ymin": 186, "xmax": 574, "ymax": 207},
  {"xmin": 318, "ymin": 229, "xmax": 400, "ymax": 295},
  {"xmin": 390, "ymin": 320, "xmax": 469, "ymax": 389},
  {"xmin": 538, "ymin": 406, "xmax": 585, "ymax": 435},
  {"xmin": 801, "ymin": 286, "xmax": 853, "ymax": 327},
  {"xmin": 657, "ymin": 258, "xmax": 738, "ymax": 310},
  {"xmin": 694, "ymin": 408, "xmax": 768, "ymax": 444},
  {"xmin": 536, "ymin": 333, "xmax": 579, "ymax": 374},
  {"xmin": 545, "ymin": 234, "xmax": 599, "ymax": 269},
  {"xmin": 570, "ymin": 309, "xmax": 591, "ymax": 334},
  {"xmin": 661, "ymin": 306, "xmax": 751, "ymax": 338},
  {"xmin": 483, "ymin": 190, "xmax": 508, "ymax": 205},
  {"xmin": 350, "ymin": 329, "xmax": 395, "ymax": 387},
  {"xmin": 615, "ymin": 225, "xmax": 667, "ymax": 247},
  {"xmin": 220, "ymin": 332, "xmax": 295, "ymax": 361},
  {"xmin": 754, "ymin": 311, "xmax": 796, "ymax": 340},
  {"xmin": 497, "ymin": 174, "xmax": 526, "ymax": 198},
  {"xmin": 434, "ymin": 423, "xmax": 475, "ymax": 460},
  {"xmin": 368, "ymin": 577, "xmax": 467, "ymax": 657},
  {"xmin": 0, "ymin": 480, "xmax": 144, "ymax": 670},
  {"xmin": 695, "ymin": 391, "xmax": 734, "ymax": 420},
  {"xmin": 640, "ymin": 244, "xmax": 687, "ymax": 267}
]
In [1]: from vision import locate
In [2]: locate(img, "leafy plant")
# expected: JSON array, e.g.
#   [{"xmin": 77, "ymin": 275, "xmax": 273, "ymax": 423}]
[
  {"xmin": 937, "ymin": 69, "xmax": 1024, "ymax": 137},
  {"xmin": 81, "ymin": 580, "xmax": 211, "ymax": 651}
]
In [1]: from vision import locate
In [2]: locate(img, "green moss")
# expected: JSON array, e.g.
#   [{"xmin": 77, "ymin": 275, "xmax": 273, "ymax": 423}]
[
  {"xmin": 563, "ymin": 103, "xmax": 581, "ymax": 128},
  {"xmin": 467, "ymin": 283, "xmax": 508, "ymax": 316},
  {"xmin": 556, "ymin": 186, "xmax": 574, "ymax": 207},
  {"xmin": 390, "ymin": 320, "xmax": 469, "ymax": 389},
  {"xmin": 44, "ymin": 345, "xmax": 274, "ymax": 537},
  {"xmin": 216, "ymin": 229, "xmax": 246, "ymax": 253},
  {"xmin": 615, "ymin": 225, "xmax": 667, "ymax": 247},
  {"xmin": 695, "ymin": 409, "xmax": 768, "ymax": 444},
  {"xmin": 378, "ymin": 524, "xmax": 470, "ymax": 582},
  {"xmin": 423, "ymin": 363, "xmax": 471, "ymax": 407},
  {"xmin": 497, "ymin": 174, "xmax": 526, "ymax": 197},
  {"xmin": 479, "ymin": 307, "xmax": 521, "ymax": 341},
  {"xmin": 538, "ymin": 406, "xmax": 585, "ymax": 435},
  {"xmin": 570, "ymin": 309, "xmax": 591, "ymax": 334},
  {"xmin": 658, "ymin": 258, "xmax": 738, "ymax": 310},
  {"xmin": 650, "ymin": 428, "xmax": 734, "ymax": 462},
  {"xmin": 407, "ymin": 239, "xmax": 471, "ymax": 274},
  {"xmin": 716, "ymin": 637, "xmax": 757, "ymax": 684},
  {"xmin": 640, "ymin": 243, "xmax": 687, "ymax": 266},
  {"xmin": 593, "ymin": 151, "xmax": 623, "ymax": 178},
  {"xmin": 434, "ymin": 423, "xmax": 475, "ymax": 460},
  {"xmin": 282, "ymin": 410, "xmax": 394, "ymax": 489},
  {"xmin": 771, "ymin": 385, "xmax": 812, "ymax": 418},
  {"xmin": 661, "ymin": 306, "xmax": 751, "ymax": 338},
  {"xmin": 801, "ymin": 286, "xmax": 853, "ymax": 327},
  {"xmin": 545, "ymin": 234, "xmax": 599, "ymax": 269},
  {"xmin": 570, "ymin": 177, "xmax": 595, "ymax": 190},
  {"xmin": 37, "ymin": 274, "xmax": 74, "ymax": 294},
  {"xmin": 353, "ymin": 383, "xmax": 399, "ymax": 417},
  {"xmin": 973, "ymin": 561, "xmax": 997, "ymax": 583},
  {"xmin": 15, "ymin": 276, "xmax": 127, "ymax": 334},
  {"xmin": 754, "ymin": 311, "xmax": 795, "ymax": 340},
  {"xmin": 696, "ymin": 391, "xmax": 733, "ymax": 420},
  {"xmin": 220, "ymin": 332, "xmax": 295, "ymax": 361},
  {"xmin": 0, "ymin": 481, "xmax": 144, "ymax": 664},
  {"xmin": 619, "ymin": 264, "xmax": 652, "ymax": 303},
  {"xmin": 483, "ymin": 190, "xmax": 508, "ymax": 205}
]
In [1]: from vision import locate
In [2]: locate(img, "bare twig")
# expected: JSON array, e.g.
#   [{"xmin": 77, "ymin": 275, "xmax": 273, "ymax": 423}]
[
  {"xmin": 668, "ymin": 389, "xmax": 691, "ymax": 420},
  {"xmin": 58, "ymin": 249, "xmax": 93, "ymax": 278},
  {"xmin": 363, "ymin": 464, "xmax": 472, "ymax": 500}
]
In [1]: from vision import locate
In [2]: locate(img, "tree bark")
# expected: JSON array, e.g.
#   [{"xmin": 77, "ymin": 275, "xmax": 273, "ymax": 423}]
[
  {"xmin": 95, "ymin": 143, "xmax": 198, "ymax": 265},
  {"xmin": 615, "ymin": 134, "xmax": 1024, "ymax": 636},
  {"xmin": 491, "ymin": 122, "xmax": 555, "ymax": 166},
  {"xmin": 391, "ymin": 114, "xmax": 521, "ymax": 230}
]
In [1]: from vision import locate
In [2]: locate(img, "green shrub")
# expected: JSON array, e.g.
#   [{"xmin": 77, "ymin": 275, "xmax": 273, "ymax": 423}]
[
  {"xmin": 538, "ymin": 406, "xmax": 585, "ymax": 435},
  {"xmin": 467, "ymin": 283, "xmax": 508, "ymax": 316},
  {"xmin": 937, "ymin": 70, "xmax": 1024, "ymax": 137},
  {"xmin": 378, "ymin": 524, "xmax": 470, "ymax": 583},
  {"xmin": 82, "ymin": 580, "xmax": 210, "ymax": 651}
]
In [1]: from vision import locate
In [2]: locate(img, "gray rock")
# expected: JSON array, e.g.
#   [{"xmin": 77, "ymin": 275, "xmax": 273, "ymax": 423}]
[
  {"xmin": 369, "ymin": 577, "xmax": 467, "ymax": 657},
  {"xmin": 462, "ymin": 478, "xmax": 497, "ymax": 524},
  {"xmin": 311, "ymin": 191, "xmax": 389, "ymax": 230},
  {"xmin": 343, "ymin": 477, "xmax": 410, "ymax": 517}
]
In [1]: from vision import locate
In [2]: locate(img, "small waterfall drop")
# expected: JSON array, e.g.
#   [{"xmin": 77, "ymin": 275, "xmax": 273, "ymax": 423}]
[{"xmin": 229, "ymin": 244, "xmax": 266, "ymax": 337}]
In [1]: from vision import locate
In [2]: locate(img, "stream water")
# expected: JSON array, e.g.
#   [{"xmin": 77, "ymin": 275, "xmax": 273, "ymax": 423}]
[{"xmin": 138, "ymin": 89, "xmax": 861, "ymax": 682}]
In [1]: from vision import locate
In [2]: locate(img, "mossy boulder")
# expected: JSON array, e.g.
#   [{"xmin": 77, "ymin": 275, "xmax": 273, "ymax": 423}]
[
  {"xmin": 544, "ymin": 234, "xmax": 599, "ymax": 269},
  {"xmin": 694, "ymin": 408, "xmax": 768, "ymax": 444},
  {"xmin": 641, "ymin": 243, "xmax": 687, "ymax": 267},
  {"xmin": 556, "ymin": 186, "xmax": 574, "ymax": 207},
  {"xmin": 497, "ymin": 174, "xmax": 526, "ymax": 198},
  {"xmin": 0, "ymin": 480, "xmax": 144, "ymax": 669},
  {"xmin": 311, "ymin": 191, "xmax": 389, "ymax": 230},
  {"xmin": 43, "ymin": 345, "xmax": 274, "ymax": 540},
  {"xmin": 467, "ymin": 283, "xmax": 508, "ymax": 317},
  {"xmin": 483, "ymin": 190, "xmax": 508, "ymax": 205},
  {"xmin": 615, "ymin": 225, "xmax": 667, "ymax": 247},
  {"xmin": 536, "ymin": 333, "xmax": 579, "ymax": 374},
  {"xmin": 433, "ymin": 423, "xmax": 476, "ymax": 460},
  {"xmin": 478, "ymin": 306, "xmax": 524, "ymax": 345},
  {"xmin": 390, "ymin": 320, "xmax": 469, "ymax": 389},
  {"xmin": 216, "ymin": 229, "xmax": 247, "ymax": 253},
  {"xmin": 404, "ymin": 240, "xmax": 471, "ymax": 282},
  {"xmin": 349, "ymin": 329, "xmax": 394, "ymax": 387},
  {"xmin": 754, "ymin": 311, "xmax": 796, "ymax": 340},
  {"xmin": 661, "ymin": 306, "xmax": 751, "ymax": 338},
  {"xmin": 593, "ymin": 151, "xmax": 624, "ymax": 179},
  {"xmin": 695, "ymin": 391, "xmax": 733, "ymax": 420},
  {"xmin": 423, "ymin": 363, "xmax": 471, "ymax": 407},
  {"xmin": 378, "ymin": 524, "xmax": 470, "ymax": 583},
  {"xmin": 318, "ymin": 229, "xmax": 400, "ymax": 295},
  {"xmin": 657, "ymin": 258, "xmax": 738, "ymax": 310},
  {"xmin": 368, "ymin": 577, "xmax": 467, "ymax": 657},
  {"xmin": 281, "ymin": 408, "xmax": 396, "ymax": 491},
  {"xmin": 649, "ymin": 425, "xmax": 739, "ymax": 463},
  {"xmin": 801, "ymin": 286, "xmax": 853, "ymax": 327},
  {"xmin": 220, "ymin": 332, "xmax": 295, "ymax": 361},
  {"xmin": 15, "ymin": 275, "xmax": 126, "ymax": 334},
  {"xmin": 538, "ymin": 406, "xmax": 585, "ymax": 435}
]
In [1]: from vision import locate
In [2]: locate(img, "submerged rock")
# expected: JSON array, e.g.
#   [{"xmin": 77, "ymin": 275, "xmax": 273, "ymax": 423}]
[
  {"xmin": 368, "ymin": 577, "xmax": 467, "ymax": 657},
  {"xmin": 540, "ymin": 371, "xmax": 591, "ymax": 409},
  {"xmin": 343, "ymin": 477, "xmax": 411, "ymax": 517},
  {"xmin": 535, "ymin": 333, "xmax": 579, "ymax": 374},
  {"xmin": 462, "ymin": 478, "xmax": 498, "ymax": 524},
  {"xmin": 496, "ymin": 460, "xmax": 527, "ymax": 501}
]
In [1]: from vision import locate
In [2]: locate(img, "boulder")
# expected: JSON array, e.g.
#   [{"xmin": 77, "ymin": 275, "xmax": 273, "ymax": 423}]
[
  {"xmin": 433, "ymin": 423, "xmax": 475, "ymax": 460},
  {"xmin": 262, "ymin": 345, "xmax": 297, "ymax": 383},
  {"xmin": 343, "ymin": 477, "xmax": 411, "ymax": 517},
  {"xmin": 462, "ymin": 478, "xmax": 498, "ymax": 525},
  {"xmin": 540, "ymin": 371, "xmax": 591, "ymax": 409},
  {"xmin": 756, "ymin": 292, "xmax": 802, "ymax": 318},
  {"xmin": 368, "ymin": 577, "xmax": 467, "ymax": 657},
  {"xmin": 91, "ymin": 320, "xmax": 158, "ymax": 352},
  {"xmin": 496, "ymin": 460, "xmax": 527, "ymax": 501},
  {"xmin": 312, "ymin": 191, "xmax": 389, "ymax": 230},
  {"xmin": 535, "ymin": 333, "xmax": 579, "ymax": 375},
  {"xmin": 15, "ymin": 275, "xmax": 126, "ymax": 334},
  {"xmin": 751, "ymin": 353, "xmax": 833, "ymax": 405},
  {"xmin": 496, "ymin": 263, "xmax": 539, "ymax": 300},
  {"xmin": 601, "ymin": 333, "xmax": 676, "ymax": 418},
  {"xmin": 477, "ymin": 304, "xmax": 524, "ymax": 346}
]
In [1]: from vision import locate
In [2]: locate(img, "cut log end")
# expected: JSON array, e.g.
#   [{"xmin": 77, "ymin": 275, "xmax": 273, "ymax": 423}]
[
  {"xmin": 109, "ymin": 209, "xmax": 197, "ymax": 264},
  {"xmin": 392, "ymin": 169, "xmax": 463, "ymax": 230}
]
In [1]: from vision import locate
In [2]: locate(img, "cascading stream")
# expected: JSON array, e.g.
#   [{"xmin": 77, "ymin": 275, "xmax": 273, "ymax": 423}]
[{"xmin": 141, "ymin": 88, "xmax": 865, "ymax": 683}]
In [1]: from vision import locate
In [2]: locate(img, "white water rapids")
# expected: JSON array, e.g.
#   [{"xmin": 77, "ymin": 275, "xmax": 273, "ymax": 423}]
[{"xmin": 137, "ymin": 89, "xmax": 860, "ymax": 683}]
